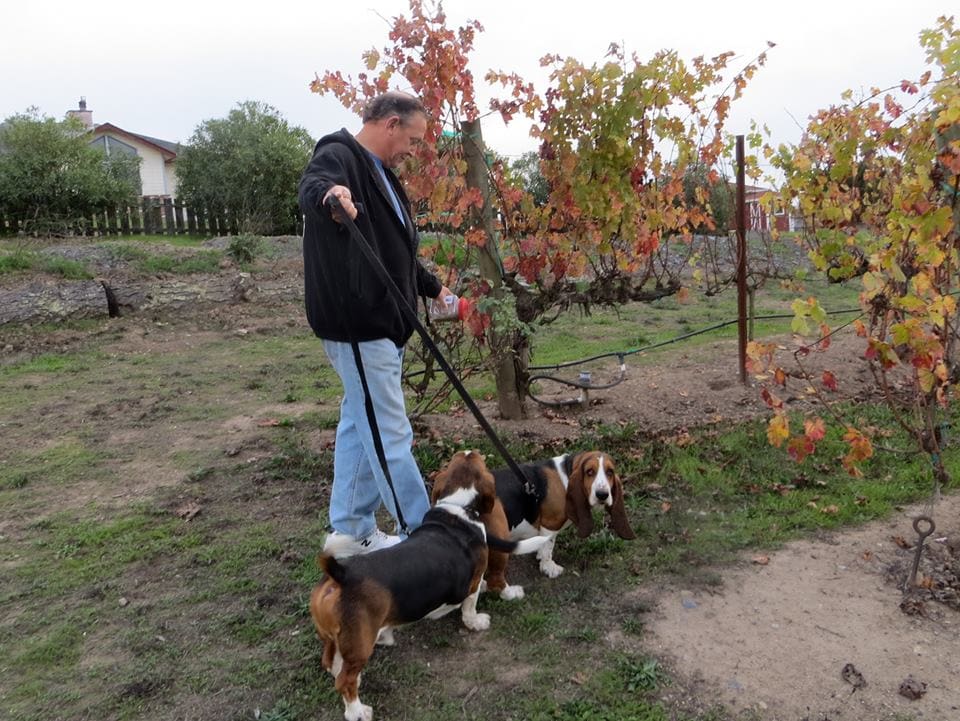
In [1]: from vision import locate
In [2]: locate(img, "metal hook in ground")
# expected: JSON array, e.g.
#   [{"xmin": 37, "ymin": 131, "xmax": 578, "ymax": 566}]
[{"xmin": 907, "ymin": 514, "xmax": 937, "ymax": 589}]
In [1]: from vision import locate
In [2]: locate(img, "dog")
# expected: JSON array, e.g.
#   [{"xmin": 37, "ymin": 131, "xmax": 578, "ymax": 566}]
[
  {"xmin": 310, "ymin": 450, "xmax": 544, "ymax": 721},
  {"xmin": 482, "ymin": 451, "xmax": 636, "ymax": 599}
]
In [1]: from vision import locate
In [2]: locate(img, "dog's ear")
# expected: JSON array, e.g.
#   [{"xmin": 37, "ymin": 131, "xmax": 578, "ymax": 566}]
[
  {"xmin": 607, "ymin": 471, "xmax": 636, "ymax": 540},
  {"xmin": 565, "ymin": 454, "xmax": 594, "ymax": 538},
  {"xmin": 430, "ymin": 468, "xmax": 447, "ymax": 504},
  {"xmin": 477, "ymin": 470, "xmax": 496, "ymax": 515}
]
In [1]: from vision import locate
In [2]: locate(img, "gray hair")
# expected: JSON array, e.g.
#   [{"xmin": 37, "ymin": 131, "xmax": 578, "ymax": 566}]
[{"xmin": 362, "ymin": 92, "xmax": 427, "ymax": 125}]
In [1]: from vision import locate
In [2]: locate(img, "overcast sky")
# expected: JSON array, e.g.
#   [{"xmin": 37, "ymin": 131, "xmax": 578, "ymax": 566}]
[{"xmin": 3, "ymin": 0, "xmax": 951, "ymax": 167}]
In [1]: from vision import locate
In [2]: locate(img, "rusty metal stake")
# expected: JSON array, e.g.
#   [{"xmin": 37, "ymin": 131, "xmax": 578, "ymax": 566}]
[{"xmin": 907, "ymin": 515, "xmax": 936, "ymax": 588}]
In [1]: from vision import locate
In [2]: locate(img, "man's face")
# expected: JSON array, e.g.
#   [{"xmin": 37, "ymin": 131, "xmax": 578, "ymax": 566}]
[{"xmin": 383, "ymin": 113, "xmax": 427, "ymax": 168}]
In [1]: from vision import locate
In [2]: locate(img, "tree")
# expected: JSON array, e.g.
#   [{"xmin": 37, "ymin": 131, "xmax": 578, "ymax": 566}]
[
  {"xmin": 0, "ymin": 108, "xmax": 140, "ymax": 234},
  {"xmin": 751, "ymin": 16, "xmax": 960, "ymax": 482},
  {"xmin": 312, "ymin": 0, "xmax": 764, "ymax": 417},
  {"xmin": 682, "ymin": 163, "xmax": 734, "ymax": 236},
  {"xmin": 510, "ymin": 151, "xmax": 548, "ymax": 206},
  {"xmin": 176, "ymin": 101, "xmax": 313, "ymax": 234}
]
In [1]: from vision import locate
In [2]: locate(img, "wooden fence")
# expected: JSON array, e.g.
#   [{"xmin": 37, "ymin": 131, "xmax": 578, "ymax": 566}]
[{"xmin": 0, "ymin": 198, "xmax": 302, "ymax": 237}]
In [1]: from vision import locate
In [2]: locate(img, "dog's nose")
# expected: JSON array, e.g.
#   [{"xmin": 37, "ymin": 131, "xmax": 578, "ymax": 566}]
[{"xmin": 595, "ymin": 489, "xmax": 609, "ymax": 501}]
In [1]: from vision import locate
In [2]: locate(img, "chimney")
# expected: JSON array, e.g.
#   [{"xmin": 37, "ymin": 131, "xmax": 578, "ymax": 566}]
[{"xmin": 66, "ymin": 97, "xmax": 93, "ymax": 129}]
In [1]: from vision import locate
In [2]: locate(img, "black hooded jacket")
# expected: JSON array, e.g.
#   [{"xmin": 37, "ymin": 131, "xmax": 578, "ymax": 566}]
[{"xmin": 298, "ymin": 129, "xmax": 442, "ymax": 346}]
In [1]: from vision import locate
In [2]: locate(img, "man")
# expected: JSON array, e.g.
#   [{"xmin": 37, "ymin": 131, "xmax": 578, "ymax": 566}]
[{"xmin": 299, "ymin": 91, "xmax": 452, "ymax": 557}]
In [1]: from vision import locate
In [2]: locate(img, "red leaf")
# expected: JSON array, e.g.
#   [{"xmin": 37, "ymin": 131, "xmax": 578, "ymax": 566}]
[
  {"xmin": 787, "ymin": 435, "xmax": 814, "ymax": 462},
  {"xmin": 761, "ymin": 387, "xmax": 784, "ymax": 409},
  {"xmin": 822, "ymin": 370, "xmax": 838, "ymax": 392},
  {"xmin": 804, "ymin": 417, "xmax": 826, "ymax": 442},
  {"xmin": 884, "ymin": 94, "xmax": 903, "ymax": 119}
]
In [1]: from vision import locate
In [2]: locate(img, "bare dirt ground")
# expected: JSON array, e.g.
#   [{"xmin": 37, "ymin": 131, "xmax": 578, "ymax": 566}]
[
  {"xmin": 2, "ymin": 252, "xmax": 958, "ymax": 720},
  {"xmin": 648, "ymin": 496, "xmax": 960, "ymax": 721}
]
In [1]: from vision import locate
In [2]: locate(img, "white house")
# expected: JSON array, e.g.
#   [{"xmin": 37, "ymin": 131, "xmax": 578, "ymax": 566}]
[{"xmin": 66, "ymin": 98, "xmax": 180, "ymax": 198}]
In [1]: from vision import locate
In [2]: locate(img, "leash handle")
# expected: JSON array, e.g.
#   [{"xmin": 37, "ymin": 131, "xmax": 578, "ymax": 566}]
[{"xmin": 326, "ymin": 196, "xmax": 537, "ymax": 498}]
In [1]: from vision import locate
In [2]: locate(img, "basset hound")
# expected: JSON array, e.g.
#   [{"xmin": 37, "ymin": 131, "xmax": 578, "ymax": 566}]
[
  {"xmin": 484, "ymin": 450, "xmax": 636, "ymax": 599},
  {"xmin": 310, "ymin": 450, "xmax": 545, "ymax": 721}
]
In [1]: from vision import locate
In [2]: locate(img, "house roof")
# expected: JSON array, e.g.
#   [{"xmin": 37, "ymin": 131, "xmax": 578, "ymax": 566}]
[{"xmin": 91, "ymin": 123, "xmax": 179, "ymax": 160}]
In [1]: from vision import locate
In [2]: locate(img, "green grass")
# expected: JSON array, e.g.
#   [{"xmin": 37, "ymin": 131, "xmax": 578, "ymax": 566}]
[
  {"xmin": 526, "ymin": 276, "xmax": 861, "ymax": 368},
  {"xmin": 0, "ymin": 440, "xmax": 109, "ymax": 490},
  {"xmin": 0, "ymin": 251, "xmax": 35, "ymax": 273},
  {"xmin": 107, "ymin": 243, "xmax": 222, "ymax": 274},
  {"xmin": 0, "ymin": 250, "xmax": 92, "ymax": 279},
  {"xmin": 121, "ymin": 233, "xmax": 209, "ymax": 247}
]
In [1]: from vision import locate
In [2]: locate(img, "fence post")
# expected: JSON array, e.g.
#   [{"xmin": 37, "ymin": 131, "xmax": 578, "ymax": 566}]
[
  {"xmin": 186, "ymin": 203, "xmax": 197, "ymax": 235},
  {"xmin": 142, "ymin": 198, "xmax": 154, "ymax": 235},
  {"xmin": 736, "ymin": 135, "xmax": 748, "ymax": 386},
  {"xmin": 130, "ymin": 201, "xmax": 143, "ymax": 234},
  {"xmin": 152, "ymin": 199, "xmax": 163, "ymax": 235},
  {"xmin": 174, "ymin": 198, "xmax": 187, "ymax": 235},
  {"xmin": 106, "ymin": 206, "xmax": 118, "ymax": 235},
  {"xmin": 162, "ymin": 198, "xmax": 176, "ymax": 235}
]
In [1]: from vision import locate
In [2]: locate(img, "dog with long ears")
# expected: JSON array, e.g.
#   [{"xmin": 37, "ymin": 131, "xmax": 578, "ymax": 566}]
[
  {"xmin": 310, "ymin": 450, "xmax": 545, "ymax": 721},
  {"xmin": 484, "ymin": 450, "xmax": 636, "ymax": 599}
]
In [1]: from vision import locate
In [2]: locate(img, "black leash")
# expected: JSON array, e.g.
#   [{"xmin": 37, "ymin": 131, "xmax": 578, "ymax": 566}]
[
  {"xmin": 326, "ymin": 197, "xmax": 538, "ymax": 499},
  {"xmin": 348, "ymin": 338, "xmax": 409, "ymax": 534},
  {"xmin": 309, "ymin": 206, "xmax": 410, "ymax": 535}
]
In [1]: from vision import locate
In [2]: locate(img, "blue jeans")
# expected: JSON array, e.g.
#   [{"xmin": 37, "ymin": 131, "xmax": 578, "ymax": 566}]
[{"xmin": 322, "ymin": 338, "xmax": 430, "ymax": 538}]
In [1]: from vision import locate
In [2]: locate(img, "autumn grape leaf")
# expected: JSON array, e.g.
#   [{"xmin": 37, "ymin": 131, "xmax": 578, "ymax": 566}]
[{"xmin": 767, "ymin": 414, "xmax": 789, "ymax": 448}]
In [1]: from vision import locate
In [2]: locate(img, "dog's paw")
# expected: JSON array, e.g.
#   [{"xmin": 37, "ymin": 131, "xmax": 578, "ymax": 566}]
[
  {"xmin": 375, "ymin": 627, "xmax": 396, "ymax": 646},
  {"xmin": 463, "ymin": 612, "xmax": 491, "ymax": 631},
  {"xmin": 344, "ymin": 700, "xmax": 373, "ymax": 721},
  {"xmin": 540, "ymin": 560, "xmax": 564, "ymax": 578},
  {"xmin": 500, "ymin": 584, "xmax": 525, "ymax": 600}
]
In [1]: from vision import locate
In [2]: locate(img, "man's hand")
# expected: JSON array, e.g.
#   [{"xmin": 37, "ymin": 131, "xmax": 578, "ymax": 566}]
[{"xmin": 323, "ymin": 185, "xmax": 358, "ymax": 222}]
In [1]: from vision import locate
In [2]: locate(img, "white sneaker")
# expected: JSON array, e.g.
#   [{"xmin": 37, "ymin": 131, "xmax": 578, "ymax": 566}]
[{"xmin": 323, "ymin": 529, "xmax": 401, "ymax": 558}]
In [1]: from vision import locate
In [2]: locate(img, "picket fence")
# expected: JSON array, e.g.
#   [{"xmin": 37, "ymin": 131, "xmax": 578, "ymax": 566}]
[{"xmin": 0, "ymin": 198, "xmax": 301, "ymax": 237}]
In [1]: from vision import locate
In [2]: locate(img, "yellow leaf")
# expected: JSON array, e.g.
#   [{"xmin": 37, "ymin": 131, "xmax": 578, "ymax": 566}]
[{"xmin": 767, "ymin": 415, "xmax": 789, "ymax": 448}]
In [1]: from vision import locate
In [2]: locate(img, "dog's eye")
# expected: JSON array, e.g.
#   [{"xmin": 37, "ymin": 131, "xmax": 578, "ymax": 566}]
[{"xmin": 586, "ymin": 468, "xmax": 595, "ymax": 476}]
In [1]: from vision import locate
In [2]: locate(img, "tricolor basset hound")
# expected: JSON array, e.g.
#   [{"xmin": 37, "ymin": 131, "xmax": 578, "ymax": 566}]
[
  {"xmin": 484, "ymin": 451, "xmax": 636, "ymax": 599},
  {"xmin": 310, "ymin": 450, "xmax": 545, "ymax": 721}
]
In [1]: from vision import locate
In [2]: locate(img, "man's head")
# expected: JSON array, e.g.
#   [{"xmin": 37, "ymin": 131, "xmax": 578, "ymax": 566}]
[{"xmin": 357, "ymin": 91, "xmax": 428, "ymax": 168}]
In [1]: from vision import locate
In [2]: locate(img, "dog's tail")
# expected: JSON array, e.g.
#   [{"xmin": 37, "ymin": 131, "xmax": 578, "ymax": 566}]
[
  {"xmin": 486, "ymin": 534, "xmax": 550, "ymax": 555},
  {"xmin": 485, "ymin": 533, "xmax": 518, "ymax": 553},
  {"xmin": 317, "ymin": 553, "xmax": 349, "ymax": 584},
  {"xmin": 510, "ymin": 535, "xmax": 550, "ymax": 555}
]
